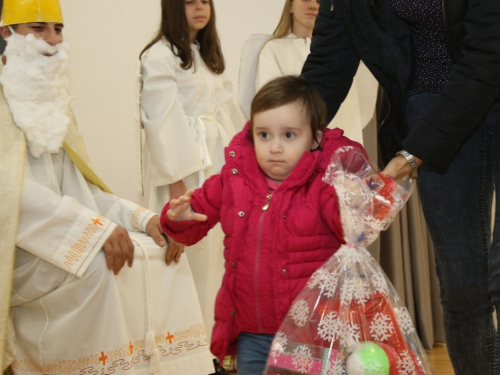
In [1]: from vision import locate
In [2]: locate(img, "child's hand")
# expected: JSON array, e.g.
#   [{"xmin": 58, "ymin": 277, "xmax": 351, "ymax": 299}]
[{"xmin": 167, "ymin": 189, "xmax": 208, "ymax": 222}]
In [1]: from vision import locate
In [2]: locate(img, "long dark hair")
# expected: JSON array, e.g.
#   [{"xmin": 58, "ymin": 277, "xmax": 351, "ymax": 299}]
[{"xmin": 140, "ymin": 0, "xmax": 225, "ymax": 74}]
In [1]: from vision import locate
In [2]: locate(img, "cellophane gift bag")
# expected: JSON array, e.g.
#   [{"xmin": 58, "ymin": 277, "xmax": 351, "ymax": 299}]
[{"xmin": 264, "ymin": 146, "xmax": 434, "ymax": 375}]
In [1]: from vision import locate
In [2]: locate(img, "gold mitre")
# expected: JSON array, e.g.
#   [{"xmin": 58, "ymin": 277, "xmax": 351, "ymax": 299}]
[{"xmin": 1, "ymin": 0, "xmax": 64, "ymax": 26}]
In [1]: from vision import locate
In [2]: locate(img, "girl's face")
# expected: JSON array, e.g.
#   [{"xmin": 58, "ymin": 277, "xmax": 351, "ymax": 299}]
[
  {"xmin": 253, "ymin": 102, "xmax": 321, "ymax": 183},
  {"xmin": 291, "ymin": 0, "xmax": 320, "ymax": 32},
  {"xmin": 185, "ymin": 0, "xmax": 211, "ymax": 42}
]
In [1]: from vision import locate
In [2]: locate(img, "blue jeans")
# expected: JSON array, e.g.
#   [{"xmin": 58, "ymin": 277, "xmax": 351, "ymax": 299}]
[
  {"xmin": 236, "ymin": 332, "xmax": 274, "ymax": 375},
  {"xmin": 406, "ymin": 93, "xmax": 500, "ymax": 375}
]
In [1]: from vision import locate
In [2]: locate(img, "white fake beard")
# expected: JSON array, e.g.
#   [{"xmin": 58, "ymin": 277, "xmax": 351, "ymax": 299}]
[{"xmin": 0, "ymin": 31, "xmax": 71, "ymax": 158}]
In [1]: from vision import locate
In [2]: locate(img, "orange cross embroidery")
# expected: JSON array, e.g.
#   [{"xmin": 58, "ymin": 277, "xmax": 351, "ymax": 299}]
[
  {"xmin": 99, "ymin": 351, "xmax": 108, "ymax": 366},
  {"xmin": 166, "ymin": 332, "xmax": 175, "ymax": 344},
  {"xmin": 92, "ymin": 218, "xmax": 103, "ymax": 226},
  {"xmin": 129, "ymin": 341, "xmax": 134, "ymax": 355}
]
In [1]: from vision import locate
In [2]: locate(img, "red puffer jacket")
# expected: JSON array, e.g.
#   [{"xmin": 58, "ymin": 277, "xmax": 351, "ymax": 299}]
[{"xmin": 161, "ymin": 122, "xmax": 364, "ymax": 360}]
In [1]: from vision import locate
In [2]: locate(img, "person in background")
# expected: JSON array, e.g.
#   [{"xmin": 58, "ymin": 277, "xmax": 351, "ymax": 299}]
[
  {"xmin": 255, "ymin": 0, "xmax": 319, "ymax": 91},
  {"xmin": 139, "ymin": 0, "xmax": 245, "ymax": 353},
  {"xmin": 0, "ymin": 0, "xmax": 214, "ymax": 373},
  {"xmin": 302, "ymin": 0, "xmax": 500, "ymax": 374},
  {"xmin": 255, "ymin": 0, "xmax": 376, "ymax": 145}
]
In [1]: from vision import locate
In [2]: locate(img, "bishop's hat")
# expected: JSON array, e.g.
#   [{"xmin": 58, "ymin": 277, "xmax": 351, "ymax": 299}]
[{"xmin": 1, "ymin": 0, "xmax": 63, "ymax": 26}]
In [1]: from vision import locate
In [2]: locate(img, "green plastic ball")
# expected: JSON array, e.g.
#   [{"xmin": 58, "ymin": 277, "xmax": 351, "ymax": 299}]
[{"xmin": 346, "ymin": 342, "xmax": 390, "ymax": 375}]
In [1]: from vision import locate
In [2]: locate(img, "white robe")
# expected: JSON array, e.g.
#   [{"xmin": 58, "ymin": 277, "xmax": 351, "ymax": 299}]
[
  {"xmin": 255, "ymin": 33, "xmax": 311, "ymax": 91},
  {"xmin": 10, "ymin": 148, "xmax": 214, "ymax": 374},
  {"xmin": 256, "ymin": 33, "xmax": 378, "ymax": 145},
  {"xmin": 140, "ymin": 39, "xmax": 245, "ymax": 345}
]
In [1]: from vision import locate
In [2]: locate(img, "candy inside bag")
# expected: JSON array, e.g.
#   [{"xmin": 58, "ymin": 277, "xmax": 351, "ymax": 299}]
[{"xmin": 264, "ymin": 146, "xmax": 434, "ymax": 375}]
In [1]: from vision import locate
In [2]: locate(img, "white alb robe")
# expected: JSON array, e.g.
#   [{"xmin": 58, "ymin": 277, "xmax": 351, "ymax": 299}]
[
  {"xmin": 256, "ymin": 33, "xmax": 378, "ymax": 145},
  {"xmin": 11, "ymin": 147, "xmax": 214, "ymax": 374},
  {"xmin": 255, "ymin": 33, "xmax": 311, "ymax": 91},
  {"xmin": 140, "ymin": 39, "xmax": 245, "ymax": 345}
]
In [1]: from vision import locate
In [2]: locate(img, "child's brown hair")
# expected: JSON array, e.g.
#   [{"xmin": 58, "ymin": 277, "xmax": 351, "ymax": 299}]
[{"xmin": 250, "ymin": 75, "xmax": 328, "ymax": 145}]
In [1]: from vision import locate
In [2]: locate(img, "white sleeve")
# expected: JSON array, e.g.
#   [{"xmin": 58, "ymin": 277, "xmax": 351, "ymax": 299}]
[
  {"xmin": 140, "ymin": 43, "xmax": 204, "ymax": 187},
  {"xmin": 88, "ymin": 183, "xmax": 156, "ymax": 233},
  {"xmin": 255, "ymin": 41, "xmax": 283, "ymax": 91},
  {"xmin": 219, "ymin": 71, "xmax": 246, "ymax": 133},
  {"xmin": 17, "ymin": 178, "xmax": 117, "ymax": 278}
]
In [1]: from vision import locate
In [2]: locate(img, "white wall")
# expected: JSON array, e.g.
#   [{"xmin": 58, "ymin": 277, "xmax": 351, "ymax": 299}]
[{"xmin": 60, "ymin": 0, "xmax": 283, "ymax": 206}]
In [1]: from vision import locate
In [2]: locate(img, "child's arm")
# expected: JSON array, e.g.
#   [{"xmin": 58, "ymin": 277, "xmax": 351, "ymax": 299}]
[{"xmin": 160, "ymin": 175, "xmax": 223, "ymax": 246}]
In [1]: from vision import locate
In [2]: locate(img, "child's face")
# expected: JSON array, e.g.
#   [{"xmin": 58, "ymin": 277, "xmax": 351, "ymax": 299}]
[{"xmin": 253, "ymin": 102, "xmax": 320, "ymax": 183}]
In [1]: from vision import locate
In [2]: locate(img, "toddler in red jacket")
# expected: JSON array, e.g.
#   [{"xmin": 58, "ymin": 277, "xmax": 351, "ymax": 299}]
[{"xmin": 161, "ymin": 76, "xmax": 365, "ymax": 375}]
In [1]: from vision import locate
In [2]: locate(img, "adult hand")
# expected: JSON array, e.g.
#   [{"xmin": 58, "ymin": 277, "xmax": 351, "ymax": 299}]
[
  {"xmin": 103, "ymin": 225, "xmax": 135, "ymax": 275},
  {"xmin": 145, "ymin": 215, "xmax": 185, "ymax": 265},
  {"xmin": 145, "ymin": 215, "xmax": 167, "ymax": 247},
  {"xmin": 382, "ymin": 155, "xmax": 423, "ymax": 181},
  {"xmin": 165, "ymin": 235, "xmax": 185, "ymax": 266},
  {"xmin": 167, "ymin": 189, "xmax": 208, "ymax": 222}
]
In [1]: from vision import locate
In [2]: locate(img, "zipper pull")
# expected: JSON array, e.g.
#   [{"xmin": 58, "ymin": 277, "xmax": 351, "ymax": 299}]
[{"xmin": 262, "ymin": 194, "xmax": 273, "ymax": 211}]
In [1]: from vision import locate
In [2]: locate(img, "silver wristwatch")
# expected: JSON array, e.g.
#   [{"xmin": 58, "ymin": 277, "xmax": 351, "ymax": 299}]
[{"xmin": 396, "ymin": 150, "xmax": 418, "ymax": 180}]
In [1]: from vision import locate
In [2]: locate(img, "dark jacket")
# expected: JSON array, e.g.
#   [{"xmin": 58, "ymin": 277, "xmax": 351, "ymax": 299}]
[
  {"xmin": 302, "ymin": 0, "xmax": 500, "ymax": 173},
  {"xmin": 161, "ymin": 123, "xmax": 362, "ymax": 360}
]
